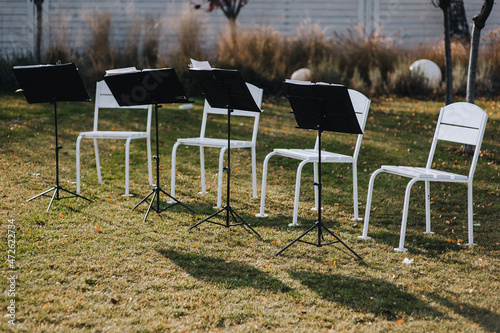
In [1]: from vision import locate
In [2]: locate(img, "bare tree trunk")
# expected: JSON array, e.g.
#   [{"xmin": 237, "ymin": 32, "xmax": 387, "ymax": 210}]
[
  {"xmin": 228, "ymin": 17, "xmax": 238, "ymax": 49},
  {"xmin": 466, "ymin": 0, "xmax": 494, "ymax": 103},
  {"xmin": 434, "ymin": 0, "xmax": 454, "ymax": 105},
  {"xmin": 450, "ymin": 0, "xmax": 470, "ymax": 42},
  {"xmin": 465, "ymin": 0, "xmax": 494, "ymax": 154},
  {"xmin": 466, "ymin": 27, "xmax": 482, "ymax": 104},
  {"xmin": 443, "ymin": 5, "xmax": 453, "ymax": 105},
  {"xmin": 34, "ymin": 0, "xmax": 44, "ymax": 63}
]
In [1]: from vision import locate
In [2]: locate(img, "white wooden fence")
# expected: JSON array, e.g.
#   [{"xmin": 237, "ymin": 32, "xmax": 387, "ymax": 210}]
[{"xmin": 0, "ymin": 0, "xmax": 498, "ymax": 59}]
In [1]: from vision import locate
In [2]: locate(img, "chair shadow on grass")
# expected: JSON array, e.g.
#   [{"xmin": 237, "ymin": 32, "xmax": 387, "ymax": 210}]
[
  {"xmin": 362, "ymin": 228, "xmax": 473, "ymax": 256},
  {"xmin": 157, "ymin": 248, "xmax": 292, "ymax": 293},
  {"xmin": 426, "ymin": 292, "xmax": 500, "ymax": 332},
  {"xmin": 289, "ymin": 270, "xmax": 442, "ymax": 321}
]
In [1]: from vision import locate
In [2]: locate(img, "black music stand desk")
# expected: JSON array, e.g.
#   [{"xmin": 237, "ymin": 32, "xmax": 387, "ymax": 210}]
[
  {"xmin": 188, "ymin": 68, "xmax": 261, "ymax": 237},
  {"xmin": 276, "ymin": 81, "xmax": 362, "ymax": 259},
  {"xmin": 104, "ymin": 68, "xmax": 195, "ymax": 222},
  {"xmin": 13, "ymin": 63, "xmax": 92, "ymax": 211}
]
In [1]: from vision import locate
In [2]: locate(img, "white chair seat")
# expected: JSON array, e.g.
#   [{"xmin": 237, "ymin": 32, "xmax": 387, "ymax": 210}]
[
  {"xmin": 360, "ymin": 102, "xmax": 488, "ymax": 252},
  {"xmin": 76, "ymin": 79, "xmax": 153, "ymax": 196},
  {"xmin": 79, "ymin": 131, "xmax": 148, "ymax": 140},
  {"xmin": 256, "ymin": 89, "xmax": 371, "ymax": 226},
  {"xmin": 274, "ymin": 149, "xmax": 354, "ymax": 163},
  {"xmin": 177, "ymin": 138, "xmax": 254, "ymax": 149},
  {"xmin": 380, "ymin": 166, "xmax": 468, "ymax": 181},
  {"xmin": 171, "ymin": 77, "xmax": 263, "ymax": 208}
]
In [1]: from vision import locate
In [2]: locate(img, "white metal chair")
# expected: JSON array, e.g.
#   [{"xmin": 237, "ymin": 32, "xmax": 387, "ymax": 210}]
[
  {"xmin": 170, "ymin": 83, "xmax": 263, "ymax": 208},
  {"xmin": 256, "ymin": 89, "xmax": 371, "ymax": 226},
  {"xmin": 359, "ymin": 102, "xmax": 488, "ymax": 251},
  {"xmin": 76, "ymin": 80, "xmax": 153, "ymax": 196}
]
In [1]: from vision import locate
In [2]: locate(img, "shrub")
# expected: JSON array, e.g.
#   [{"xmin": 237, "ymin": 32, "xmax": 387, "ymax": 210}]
[
  {"xmin": 3, "ymin": 12, "xmax": 499, "ymax": 98},
  {"xmin": 310, "ymin": 59, "xmax": 345, "ymax": 85},
  {"xmin": 334, "ymin": 24, "xmax": 401, "ymax": 85},
  {"xmin": 0, "ymin": 53, "xmax": 36, "ymax": 92},
  {"xmin": 287, "ymin": 22, "xmax": 335, "ymax": 72},
  {"xmin": 218, "ymin": 26, "xmax": 288, "ymax": 94},
  {"xmin": 387, "ymin": 58, "xmax": 433, "ymax": 96},
  {"xmin": 167, "ymin": 5, "xmax": 206, "ymax": 96}
]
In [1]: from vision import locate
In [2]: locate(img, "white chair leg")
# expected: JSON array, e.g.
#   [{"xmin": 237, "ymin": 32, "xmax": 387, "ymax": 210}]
[
  {"xmin": 123, "ymin": 137, "xmax": 132, "ymax": 196},
  {"xmin": 94, "ymin": 138, "xmax": 102, "ymax": 183},
  {"xmin": 147, "ymin": 135, "xmax": 153, "ymax": 186},
  {"xmin": 200, "ymin": 146, "xmax": 207, "ymax": 194},
  {"xmin": 466, "ymin": 181, "xmax": 476, "ymax": 246},
  {"xmin": 311, "ymin": 162, "xmax": 319, "ymax": 211},
  {"xmin": 216, "ymin": 146, "xmax": 227, "ymax": 209},
  {"xmin": 352, "ymin": 162, "xmax": 362, "ymax": 221},
  {"xmin": 424, "ymin": 181, "xmax": 433, "ymax": 234},
  {"xmin": 255, "ymin": 152, "xmax": 275, "ymax": 218},
  {"xmin": 76, "ymin": 136, "xmax": 82, "ymax": 193},
  {"xmin": 251, "ymin": 146, "xmax": 257, "ymax": 199},
  {"xmin": 395, "ymin": 178, "xmax": 419, "ymax": 252},
  {"xmin": 359, "ymin": 168, "xmax": 385, "ymax": 239},
  {"xmin": 290, "ymin": 160, "xmax": 308, "ymax": 227},
  {"xmin": 169, "ymin": 142, "xmax": 180, "ymax": 203}
]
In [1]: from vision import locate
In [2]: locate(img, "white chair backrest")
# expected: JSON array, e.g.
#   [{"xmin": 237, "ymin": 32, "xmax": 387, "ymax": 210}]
[
  {"xmin": 199, "ymin": 83, "xmax": 264, "ymax": 143},
  {"xmin": 93, "ymin": 80, "xmax": 152, "ymax": 133},
  {"xmin": 190, "ymin": 59, "xmax": 212, "ymax": 69},
  {"xmin": 313, "ymin": 89, "xmax": 371, "ymax": 158},
  {"xmin": 426, "ymin": 102, "xmax": 488, "ymax": 179}
]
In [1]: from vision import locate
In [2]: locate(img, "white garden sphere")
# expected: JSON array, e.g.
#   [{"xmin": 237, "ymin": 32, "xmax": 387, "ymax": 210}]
[
  {"xmin": 409, "ymin": 59, "xmax": 442, "ymax": 89},
  {"xmin": 290, "ymin": 68, "xmax": 311, "ymax": 81}
]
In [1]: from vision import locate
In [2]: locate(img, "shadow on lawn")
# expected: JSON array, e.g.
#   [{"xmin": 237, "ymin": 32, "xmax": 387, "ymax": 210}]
[
  {"xmin": 427, "ymin": 292, "xmax": 500, "ymax": 332},
  {"xmin": 157, "ymin": 248, "xmax": 292, "ymax": 293},
  {"xmin": 359, "ymin": 229, "xmax": 473, "ymax": 256},
  {"xmin": 289, "ymin": 270, "xmax": 442, "ymax": 321}
]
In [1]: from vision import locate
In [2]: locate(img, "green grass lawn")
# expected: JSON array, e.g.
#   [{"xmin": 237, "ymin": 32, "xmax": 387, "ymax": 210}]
[{"xmin": 0, "ymin": 93, "xmax": 499, "ymax": 332}]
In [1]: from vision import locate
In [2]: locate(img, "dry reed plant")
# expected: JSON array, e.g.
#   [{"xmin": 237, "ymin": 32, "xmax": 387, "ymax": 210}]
[
  {"xmin": 44, "ymin": 12, "xmax": 74, "ymax": 64},
  {"xmin": 287, "ymin": 22, "xmax": 335, "ymax": 72},
  {"xmin": 387, "ymin": 57, "xmax": 433, "ymax": 96},
  {"xmin": 141, "ymin": 16, "xmax": 161, "ymax": 68},
  {"xmin": 218, "ymin": 26, "xmax": 288, "ymax": 92},
  {"xmin": 167, "ymin": 5, "xmax": 206, "ymax": 94},
  {"xmin": 86, "ymin": 13, "xmax": 114, "ymax": 76},
  {"xmin": 334, "ymin": 24, "xmax": 400, "ymax": 84}
]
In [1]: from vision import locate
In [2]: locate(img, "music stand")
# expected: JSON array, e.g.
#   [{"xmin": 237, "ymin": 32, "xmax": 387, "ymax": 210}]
[
  {"xmin": 275, "ymin": 81, "xmax": 362, "ymax": 259},
  {"xmin": 13, "ymin": 63, "xmax": 92, "ymax": 211},
  {"xmin": 188, "ymin": 68, "xmax": 261, "ymax": 237},
  {"xmin": 104, "ymin": 68, "xmax": 195, "ymax": 222}
]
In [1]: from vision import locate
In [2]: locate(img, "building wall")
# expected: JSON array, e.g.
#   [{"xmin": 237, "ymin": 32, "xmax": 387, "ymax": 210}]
[
  {"xmin": 1, "ymin": 0, "xmax": 498, "ymax": 59},
  {"xmin": 0, "ymin": 0, "xmax": 35, "ymax": 57}
]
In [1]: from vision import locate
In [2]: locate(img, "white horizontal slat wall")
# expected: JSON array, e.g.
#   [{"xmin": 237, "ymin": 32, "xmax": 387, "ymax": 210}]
[
  {"xmin": 376, "ymin": 0, "xmax": 443, "ymax": 44},
  {"xmin": 0, "ymin": 0, "xmax": 34, "ymax": 58},
  {"xmin": 1, "ymin": 0, "xmax": 498, "ymax": 59},
  {"xmin": 236, "ymin": 0, "xmax": 362, "ymax": 35}
]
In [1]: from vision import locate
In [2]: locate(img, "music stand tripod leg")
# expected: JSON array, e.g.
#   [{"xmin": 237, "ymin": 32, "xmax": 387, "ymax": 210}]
[
  {"xmin": 58, "ymin": 187, "xmax": 92, "ymax": 202},
  {"xmin": 275, "ymin": 127, "xmax": 360, "ymax": 259},
  {"xmin": 188, "ymin": 106, "xmax": 260, "ymax": 238},
  {"xmin": 26, "ymin": 102, "xmax": 91, "ymax": 211},
  {"xmin": 133, "ymin": 103, "xmax": 195, "ymax": 221},
  {"xmin": 158, "ymin": 188, "xmax": 196, "ymax": 214},
  {"xmin": 26, "ymin": 186, "xmax": 57, "ymax": 203},
  {"xmin": 229, "ymin": 206, "xmax": 261, "ymax": 237},
  {"xmin": 275, "ymin": 222, "xmax": 319, "ymax": 256},
  {"xmin": 319, "ymin": 223, "xmax": 362, "ymax": 260}
]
